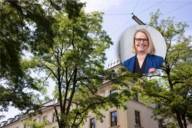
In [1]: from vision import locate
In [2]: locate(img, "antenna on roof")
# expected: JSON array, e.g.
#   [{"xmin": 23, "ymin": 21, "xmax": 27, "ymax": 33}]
[{"xmin": 131, "ymin": 13, "xmax": 146, "ymax": 25}]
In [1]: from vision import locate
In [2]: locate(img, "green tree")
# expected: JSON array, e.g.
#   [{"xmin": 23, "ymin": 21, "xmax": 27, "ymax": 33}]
[
  {"xmin": 0, "ymin": 0, "xmax": 132, "ymax": 126},
  {"xmin": 30, "ymin": 7, "xmax": 131, "ymax": 127},
  {"xmin": 134, "ymin": 10, "xmax": 192, "ymax": 128},
  {"xmin": 24, "ymin": 118, "xmax": 49, "ymax": 128},
  {"xmin": 0, "ymin": 0, "xmax": 52, "ymax": 113},
  {"xmin": 0, "ymin": 0, "xmax": 84, "ymax": 117}
]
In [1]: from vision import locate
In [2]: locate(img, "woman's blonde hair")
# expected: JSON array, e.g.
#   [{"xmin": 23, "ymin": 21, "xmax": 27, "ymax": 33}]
[{"xmin": 132, "ymin": 29, "xmax": 156, "ymax": 54}]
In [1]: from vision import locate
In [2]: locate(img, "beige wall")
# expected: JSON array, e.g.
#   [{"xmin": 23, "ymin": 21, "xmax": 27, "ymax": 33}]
[
  {"xmin": 84, "ymin": 100, "xmax": 159, "ymax": 128},
  {"xmin": 84, "ymin": 81, "xmax": 159, "ymax": 128},
  {"xmin": 126, "ymin": 101, "xmax": 159, "ymax": 128}
]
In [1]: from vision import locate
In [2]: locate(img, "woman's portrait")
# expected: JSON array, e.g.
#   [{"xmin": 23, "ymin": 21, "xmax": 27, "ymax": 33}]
[{"xmin": 119, "ymin": 25, "xmax": 166, "ymax": 75}]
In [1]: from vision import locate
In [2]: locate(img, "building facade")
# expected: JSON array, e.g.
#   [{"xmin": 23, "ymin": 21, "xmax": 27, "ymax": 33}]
[
  {"xmin": 0, "ymin": 102, "xmax": 58, "ymax": 128},
  {"xmin": 0, "ymin": 79, "xmax": 162, "ymax": 128},
  {"xmin": 0, "ymin": 101, "xmax": 160, "ymax": 128},
  {"xmin": 84, "ymin": 100, "xmax": 160, "ymax": 128},
  {"xmin": 83, "ymin": 80, "xmax": 160, "ymax": 128}
]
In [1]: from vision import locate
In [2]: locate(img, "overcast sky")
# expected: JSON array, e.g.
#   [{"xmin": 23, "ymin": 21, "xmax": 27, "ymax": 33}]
[
  {"xmin": 83, "ymin": 0, "xmax": 192, "ymax": 67},
  {"xmin": 2, "ymin": 0, "xmax": 192, "ymax": 122}
]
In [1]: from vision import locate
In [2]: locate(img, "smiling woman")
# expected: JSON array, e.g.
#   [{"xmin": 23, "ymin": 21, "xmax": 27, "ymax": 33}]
[{"xmin": 119, "ymin": 25, "xmax": 166, "ymax": 75}]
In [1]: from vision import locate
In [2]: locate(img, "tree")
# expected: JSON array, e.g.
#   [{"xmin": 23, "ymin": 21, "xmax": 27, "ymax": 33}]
[
  {"xmin": 0, "ymin": 0, "xmax": 51, "ymax": 113},
  {"xmin": 29, "ymin": 6, "xmax": 132, "ymax": 127},
  {"xmin": 133, "ymin": 10, "xmax": 192, "ymax": 128},
  {"xmin": 24, "ymin": 118, "xmax": 49, "ymax": 128},
  {"xmin": 0, "ymin": 0, "xmax": 133, "ymax": 126},
  {"xmin": 0, "ymin": 0, "xmax": 84, "ymax": 117}
]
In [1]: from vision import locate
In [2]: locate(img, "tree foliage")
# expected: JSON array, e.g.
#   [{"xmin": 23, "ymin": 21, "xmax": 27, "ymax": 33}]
[
  {"xmin": 32, "ymin": 8, "xmax": 131, "ymax": 127},
  {"xmin": 1, "ymin": 0, "xmax": 129, "ymax": 127},
  {"xmin": 0, "ymin": 0, "xmax": 84, "ymax": 116},
  {"xmin": 24, "ymin": 118, "xmax": 49, "ymax": 128},
  {"xmin": 132, "ymin": 10, "xmax": 192, "ymax": 128},
  {"xmin": 0, "ymin": 0, "xmax": 52, "ymax": 112}
]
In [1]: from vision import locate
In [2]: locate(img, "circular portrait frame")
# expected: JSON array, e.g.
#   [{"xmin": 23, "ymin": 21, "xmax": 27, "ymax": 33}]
[
  {"xmin": 119, "ymin": 25, "xmax": 166, "ymax": 74},
  {"xmin": 119, "ymin": 25, "xmax": 166, "ymax": 63}
]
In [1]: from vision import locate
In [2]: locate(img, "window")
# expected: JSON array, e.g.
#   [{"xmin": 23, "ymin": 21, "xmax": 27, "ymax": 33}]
[
  {"xmin": 110, "ymin": 69, "xmax": 116, "ymax": 79},
  {"xmin": 158, "ymin": 119, "xmax": 163, "ymax": 128},
  {"xmin": 135, "ymin": 110, "xmax": 141, "ymax": 127},
  {"xmin": 110, "ymin": 111, "xmax": 117, "ymax": 127},
  {"xmin": 110, "ymin": 89, "xmax": 118, "ymax": 95},
  {"xmin": 110, "ymin": 89, "xmax": 118, "ymax": 99},
  {"xmin": 90, "ymin": 118, "xmax": 96, "ymax": 128},
  {"xmin": 52, "ymin": 113, "xmax": 57, "ymax": 123}
]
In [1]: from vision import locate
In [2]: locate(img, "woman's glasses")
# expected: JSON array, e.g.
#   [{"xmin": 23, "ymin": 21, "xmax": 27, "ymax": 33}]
[{"xmin": 134, "ymin": 38, "xmax": 148, "ymax": 42}]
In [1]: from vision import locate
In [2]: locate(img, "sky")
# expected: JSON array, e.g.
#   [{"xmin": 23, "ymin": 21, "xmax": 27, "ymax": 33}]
[
  {"xmin": 1, "ymin": 0, "xmax": 192, "ymax": 123},
  {"xmin": 82, "ymin": 0, "xmax": 192, "ymax": 68}
]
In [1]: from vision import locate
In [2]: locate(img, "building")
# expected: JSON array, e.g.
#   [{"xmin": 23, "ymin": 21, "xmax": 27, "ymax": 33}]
[
  {"xmin": 0, "ymin": 101, "xmax": 58, "ymax": 128},
  {"xmin": 0, "ymin": 100, "xmax": 160, "ymax": 128},
  {"xmin": 0, "ymin": 78, "xmax": 162, "ymax": 128},
  {"xmin": 83, "ymin": 80, "xmax": 160, "ymax": 128},
  {"xmin": 0, "ymin": 61, "xmax": 170, "ymax": 128},
  {"xmin": 84, "ymin": 100, "xmax": 160, "ymax": 128}
]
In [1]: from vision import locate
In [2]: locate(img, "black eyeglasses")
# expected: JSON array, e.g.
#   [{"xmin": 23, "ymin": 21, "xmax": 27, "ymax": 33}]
[{"xmin": 134, "ymin": 38, "xmax": 148, "ymax": 42}]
